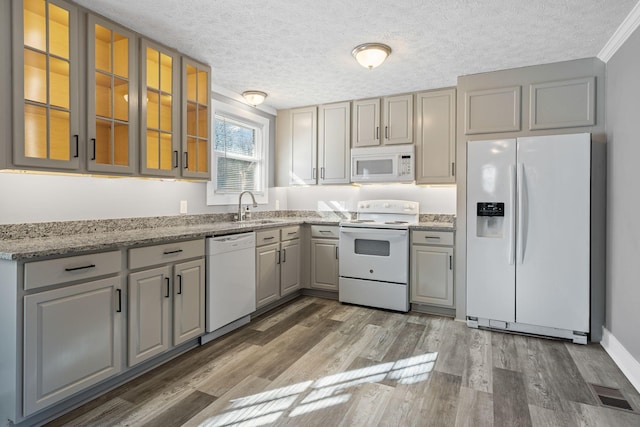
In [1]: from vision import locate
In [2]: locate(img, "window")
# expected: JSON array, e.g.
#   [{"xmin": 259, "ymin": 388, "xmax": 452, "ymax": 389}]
[{"xmin": 206, "ymin": 100, "xmax": 269, "ymax": 205}]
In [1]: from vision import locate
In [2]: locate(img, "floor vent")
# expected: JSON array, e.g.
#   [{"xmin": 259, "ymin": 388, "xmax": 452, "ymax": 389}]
[{"xmin": 590, "ymin": 384, "xmax": 635, "ymax": 412}]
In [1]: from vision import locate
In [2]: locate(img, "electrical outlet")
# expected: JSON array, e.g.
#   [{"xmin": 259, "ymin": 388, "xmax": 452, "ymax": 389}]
[{"xmin": 179, "ymin": 200, "xmax": 188, "ymax": 214}]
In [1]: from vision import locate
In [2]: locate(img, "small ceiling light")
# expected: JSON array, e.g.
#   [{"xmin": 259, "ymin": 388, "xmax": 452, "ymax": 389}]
[
  {"xmin": 351, "ymin": 43, "xmax": 392, "ymax": 70},
  {"xmin": 242, "ymin": 90, "xmax": 267, "ymax": 106}
]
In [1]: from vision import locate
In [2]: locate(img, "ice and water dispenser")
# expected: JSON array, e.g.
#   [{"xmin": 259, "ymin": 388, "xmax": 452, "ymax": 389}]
[{"xmin": 476, "ymin": 202, "xmax": 504, "ymax": 238}]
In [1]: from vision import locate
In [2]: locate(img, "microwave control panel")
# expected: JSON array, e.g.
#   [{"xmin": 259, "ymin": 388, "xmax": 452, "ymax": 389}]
[{"xmin": 399, "ymin": 155, "xmax": 412, "ymax": 176}]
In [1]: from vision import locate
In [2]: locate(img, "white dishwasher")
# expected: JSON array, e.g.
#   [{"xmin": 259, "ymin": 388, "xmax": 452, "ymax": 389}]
[{"xmin": 205, "ymin": 232, "xmax": 256, "ymax": 334}]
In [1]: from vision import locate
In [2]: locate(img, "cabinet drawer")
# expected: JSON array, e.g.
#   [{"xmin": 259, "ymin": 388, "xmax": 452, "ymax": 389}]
[
  {"xmin": 281, "ymin": 226, "xmax": 300, "ymax": 241},
  {"xmin": 311, "ymin": 225, "xmax": 339, "ymax": 239},
  {"xmin": 412, "ymin": 230, "xmax": 454, "ymax": 246},
  {"xmin": 256, "ymin": 229, "xmax": 280, "ymax": 246},
  {"xmin": 128, "ymin": 239, "xmax": 204, "ymax": 270},
  {"xmin": 24, "ymin": 251, "xmax": 121, "ymax": 291}
]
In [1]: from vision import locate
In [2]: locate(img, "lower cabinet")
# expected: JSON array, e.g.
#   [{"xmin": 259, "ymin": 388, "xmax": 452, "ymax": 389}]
[
  {"xmin": 310, "ymin": 225, "xmax": 340, "ymax": 291},
  {"xmin": 127, "ymin": 239, "xmax": 205, "ymax": 367},
  {"xmin": 23, "ymin": 276, "xmax": 123, "ymax": 417},
  {"xmin": 410, "ymin": 230, "xmax": 454, "ymax": 307},
  {"xmin": 256, "ymin": 226, "xmax": 301, "ymax": 308}
]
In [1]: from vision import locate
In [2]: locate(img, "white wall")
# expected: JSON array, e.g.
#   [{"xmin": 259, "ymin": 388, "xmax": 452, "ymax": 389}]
[
  {"xmin": 285, "ymin": 184, "xmax": 456, "ymax": 215},
  {"xmin": 0, "ymin": 172, "xmax": 287, "ymax": 224}
]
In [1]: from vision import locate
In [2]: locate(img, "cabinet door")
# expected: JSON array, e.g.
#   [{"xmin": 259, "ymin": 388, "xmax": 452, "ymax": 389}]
[
  {"xmin": 290, "ymin": 106, "xmax": 317, "ymax": 185},
  {"xmin": 181, "ymin": 57, "xmax": 210, "ymax": 179},
  {"xmin": 256, "ymin": 243, "xmax": 280, "ymax": 308},
  {"xmin": 318, "ymin": 102, "xmax": 350, "ymax": 184},
  {"xmin": 411, "ymin": 245, "xmax": 454, "ymax": 307},
  {"xmin": 352, "ymin": 98, "xmax": 380, "ymax": 147},
  {"xmin": 383, "ymin": 94, "xmax": 413, "ymax": 145},
  {"xmin": 13, "ymin": 0, "xmax": 80, "ymax": 170},
  {"xmin": 173, "ymin": 258, "xmax": 205, "ymax": 346},
  {"xmin": 24, "ymin": 276, "xmax": 122, "ymax": 416},
  {"xmin": 416, "ymin": 89, "xmax": 456, "ymax": 184},
  {"xmin": 128, "ymin": 266, "xmax": 171, "ymax": 367},
  {"xmin": 310, "ymin": 238, "xmax": 339, "ymax": 291},
  {"xmin": 87, "ymin": 15, "xmax": 137, "ymax": 174},
  {"xmin": 280, "ymin": 239, "xmax": 300, "ymax": 296},
  {"xmin": 140, "ymin": 39, "xmax": 180, "ymax": 177}
]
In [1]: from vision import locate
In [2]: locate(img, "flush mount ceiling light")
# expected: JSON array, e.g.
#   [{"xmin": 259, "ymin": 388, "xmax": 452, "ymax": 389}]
[
  {"xmin": 351, "ymin": 43, "xmax": 392, "ymax": 70},
  {"xmin": 242, "ymin": 90, "xmax": 268, "ymax": 106}
]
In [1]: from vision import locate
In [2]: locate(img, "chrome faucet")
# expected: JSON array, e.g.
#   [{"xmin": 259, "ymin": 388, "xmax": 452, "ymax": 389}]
[{"xmin": 237, "ymin": 191, "xmax": 258, "ymax": 221}]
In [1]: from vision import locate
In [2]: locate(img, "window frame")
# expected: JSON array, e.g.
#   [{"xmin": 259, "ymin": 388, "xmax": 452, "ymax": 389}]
[{"xmin": 206, "ymin": 100, "xmax": 269, "ymax": 205}]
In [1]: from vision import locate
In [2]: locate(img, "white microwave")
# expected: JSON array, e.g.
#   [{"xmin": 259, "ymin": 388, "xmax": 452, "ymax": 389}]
[{"xmin": 351, "ymin": 145, "xmax": 415, "ymax": 183}]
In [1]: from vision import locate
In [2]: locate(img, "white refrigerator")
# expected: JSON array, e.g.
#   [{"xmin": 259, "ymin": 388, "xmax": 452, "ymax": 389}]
[{"xmin": 466, "ymin": 133, "xmax": 593, "ymax": 343}]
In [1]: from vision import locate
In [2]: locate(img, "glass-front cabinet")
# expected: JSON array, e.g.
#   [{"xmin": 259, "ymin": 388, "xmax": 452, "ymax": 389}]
[
  {"xmin": 140, "ymin": 39, "xmax": 180, "ymax": 177},
  {"xmin": 87, "ymin": 15, "xmax": 137, "ymax": 174},
  {"xmin": 181, "ymin": 58, "xmax": 210, "ymax": 179},
  {"xmin": 13, "ymin": 0, "xmax": 80, "ymax": 169}
]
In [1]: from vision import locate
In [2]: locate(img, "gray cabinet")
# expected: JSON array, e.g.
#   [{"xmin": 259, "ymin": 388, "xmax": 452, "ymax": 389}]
[
  {"xmin": 255, "ymin": 226, "xmax": 301, "ymax": 308},
  {"xmin": 86, "ymin": 14, "xmax": 137, "ymax": 174},
  {"xmin": 318, "ymin": 101, "xmax": 350, "ymax": 184},
  {"xmin": 128, "ymin": 266, "xmax": 171, "ymax": 366},
  {"xmin": 12, "ymin": 0, "xmax": 81, "ymax": 170},
  {"xmin": 352, "ymin": 98, "xmax": 380, "ymax": 147},
  {"xmin": 411, "ymin": 230, "xmax": 454, "ymax": 307},
  {"xmin": 416, "ymin": 89, "xmax": 456, "ymax": 184},
  {"xmin": 464, "ymin": 86, "xmax": 521, "ymax": 135},
  {"xmin": 23, "ymin": 276, "xmax": 123, "ymax": 416},
  {"xmin": 127, "ymin": 239, "xmax": 205, "ymax": 366},
  {"xmin": 310, "ymin": 225, "xmax": 339, "ymax": 292},
  {"xmin": 529, "ymin": 77, "xmax": 595, "ymax": 130},
  {"xmin": 290, "ymin": 106, "xmax": 317, "ymax": 185},
  {"xmin": 383, "ymin": 94, "xmax": 413, "ymax": 145},
  {"xmin": 181, "ymin": 57, "xmax": 211, "ymax": 179}
]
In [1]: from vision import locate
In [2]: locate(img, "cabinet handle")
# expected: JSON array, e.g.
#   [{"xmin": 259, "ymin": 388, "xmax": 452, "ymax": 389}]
[
  {"xmin": 276, "ymin": 249, "xmax": 281, "ymax": 264},
  {"xmin": 449, "ymin": 255, "xmax": 453, "ymax": 270},
  {"xmin": 282, "ymin": 248, "xmax": 287, "ymax": 263},
  {"xmin": 376, "ymin": 126, "xmax": 379, "ymax": 140},
  {"xmin": 263, "ymin": 236, "xmax": 275, "ymax": 240},
  {"xmin": 177, "ymin": 274, "xmax": 182, "ymax": 294},
  {"xmin": 335, "ymin": 246, "xmax": 339, "ymax": 259},
  {"xmin": 64, "ymin": 264, "xmax": 96, "ymax": 272},
  {"xmin": 163, "ymin": 249, "xmax": 183, "ymax": 255},
  {"xmin": 312, "ymin": 168, "xmax": 317, "ymax": 180},
  {"xmin": 287, "ymin": 231, "xmax": 297, "ymax": 235},
  {"xmin": 91, "ymin": 138, "xmax": 96, "ymax": 160},
  {"xmin": 73, "ymin": 135, "xmax": 79, "ymax": 158},
  {"xmin": 424, "ymin": 236, "xmax": 441, "ymax": 240},
  {"xmin": 451, "ymin": 162, "xmax": 455, "ymax": 176},
  {"xmin": 385, "ymin": 126, "xmax": 388, "ymax": 139},
  {"xmin": 165, "ymin": 277, "xmax": 170, "ymax": 298},
  {"xmin": 183, "ymin": 152, "xmax": 189, "ymax": 169},
  {"xmin": 116, "ymin": 289, "xmax": 122, "ymax": 313},
  {"xmin": 173, "ymin": 150, "xmax": 179, "ymax": 169},
  {"xmin": 320, "ymin": 167, "xmax": 325, "ymax": 179}
]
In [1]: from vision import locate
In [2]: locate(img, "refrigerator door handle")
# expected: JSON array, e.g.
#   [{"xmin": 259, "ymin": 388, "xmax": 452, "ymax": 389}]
[
  {"xmin": 508, "ymin": 165, "xmax": 516, "ymax": 265},
  {"xmin": 516, "ymin": 163, "xmax": 526, "ymax": 264}
]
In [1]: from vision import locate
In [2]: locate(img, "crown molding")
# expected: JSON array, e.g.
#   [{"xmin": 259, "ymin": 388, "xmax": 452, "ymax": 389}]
[{"xmin": 598, "ymin": 1, "xmax": 640, "ymax": 62}]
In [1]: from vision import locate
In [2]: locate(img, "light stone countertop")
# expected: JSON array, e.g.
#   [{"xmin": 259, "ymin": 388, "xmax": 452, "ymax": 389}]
[{"xmin": 0, "ymin": 217, "xmax": 455, "ymax": 261}]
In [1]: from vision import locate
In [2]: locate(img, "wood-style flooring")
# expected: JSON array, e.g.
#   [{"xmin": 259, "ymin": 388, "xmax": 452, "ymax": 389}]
[{"xmin": 47, "ymin": 297, "xmax": 640, "ymax": 426}]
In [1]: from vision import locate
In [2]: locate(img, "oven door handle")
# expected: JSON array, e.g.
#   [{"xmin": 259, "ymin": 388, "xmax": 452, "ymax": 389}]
[{"xmin": 339, "ymin": 228, "xmax": 408, "ymax": 237}]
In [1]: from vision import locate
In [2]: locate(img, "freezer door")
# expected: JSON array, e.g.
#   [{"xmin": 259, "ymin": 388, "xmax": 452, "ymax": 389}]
[
  {"xmin": 515, "ymin": 133, "xmax": 590, "ymax": 332},
  {"xmin": 466, "ymin": 139, "xmax": 516, "ymax": 322}
]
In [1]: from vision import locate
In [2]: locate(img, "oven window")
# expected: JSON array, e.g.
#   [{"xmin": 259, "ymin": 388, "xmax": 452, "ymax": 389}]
[
  {"xmin": 354, "ymin": 239, "xmax": 390, "ymax": 256},
  {"xmin": 356, "ymin": 159, "xmax": 393, "ymax": 176}
]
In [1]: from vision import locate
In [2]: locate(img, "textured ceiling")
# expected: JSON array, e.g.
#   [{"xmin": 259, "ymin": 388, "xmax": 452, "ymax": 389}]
[{"xmin": 74, "ymin": 0, "xmax": 637, "ymax": 110}]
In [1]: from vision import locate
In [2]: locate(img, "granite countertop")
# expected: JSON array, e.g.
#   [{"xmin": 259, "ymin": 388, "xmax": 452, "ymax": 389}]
[{"xmin": 0, "ymin": 215, "xmax": 455, "ymax": 261}]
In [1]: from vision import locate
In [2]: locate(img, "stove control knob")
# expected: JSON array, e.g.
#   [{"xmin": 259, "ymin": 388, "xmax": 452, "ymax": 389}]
[
  {"xmin": 364, "ymin": 203, "xmax": 370, "ymax": 208},
  {"xmin": 384, "ymin": 203, "xmax": 390, "ymax": 208}
]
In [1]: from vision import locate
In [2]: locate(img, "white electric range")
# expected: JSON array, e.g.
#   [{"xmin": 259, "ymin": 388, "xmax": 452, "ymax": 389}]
[{"xmin": 338, "ymin": 200, "xmax": 419, "ymax": 312}]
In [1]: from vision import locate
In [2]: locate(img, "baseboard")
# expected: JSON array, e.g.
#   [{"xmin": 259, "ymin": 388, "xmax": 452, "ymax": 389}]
[{"xmin": 601, "ymin": 327, "xmax": 640, "ymax": 393}]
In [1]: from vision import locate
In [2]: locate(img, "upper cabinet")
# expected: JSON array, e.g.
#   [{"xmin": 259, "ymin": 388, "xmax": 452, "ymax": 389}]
[
  {"xmin": 416, "ymin": 88, "xmax": 456, "ymax": 184},
  {"xmin": 290, "ymin": 106, "xmax": 317, "ymax": 185},
  {"xmin": 13, "ymin": 0, "xmax": 80, "ymax": 170},
  {"xmin": 181, "ymin": 58, "xmax": 211, "ymax": 179},
  {"xmin": 318, "ymin": 101, "xmax": 350, "ymax": 184},
  {"xmin": 383, "ymin": 94, "xmax": 413, "ymax": 145},
  {"xmin": 352, "ymin": 95, "xmax": 413, "ymax": 147},
  {"xmin": 140, "ymin": 39, "xmax": 180, "ymax": 177},
  {"xmin": 87, "ymin": 15, "xmax": 137, "ymax": 174}
]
